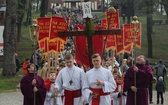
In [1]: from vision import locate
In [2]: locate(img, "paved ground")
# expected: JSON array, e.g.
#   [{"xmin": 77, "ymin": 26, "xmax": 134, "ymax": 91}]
[
  {"xmin": 0, "ymin": 91, "xmax": 23, "ymax": 105},
  {"xmin": 0, "ymin": 91, "xmax": 167, "ymax": 105}
]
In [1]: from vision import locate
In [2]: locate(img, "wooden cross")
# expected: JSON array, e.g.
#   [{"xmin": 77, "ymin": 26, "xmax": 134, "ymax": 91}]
[{"xmin": 58, "ymin": 0, "xmax": 122, "ymax": 68}]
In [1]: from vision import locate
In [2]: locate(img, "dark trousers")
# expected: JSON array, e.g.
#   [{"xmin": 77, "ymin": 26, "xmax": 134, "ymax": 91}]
[
  {"xmin": 148, "ymin": 82, "xmax": 153, "ymax": 102},
  {"xmin": 157, "ymin": 91, "xmax": 164, "ymax": 104}
]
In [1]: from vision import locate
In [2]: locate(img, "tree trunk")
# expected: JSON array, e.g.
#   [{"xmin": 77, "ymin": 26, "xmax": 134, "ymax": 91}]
[
  {"xmin": 45, "ymin": 0, "xmax": 49, "ymax": 14},
  {"xmin": 17, "ymin": 14, "xmax": 24, "ymax": 42},
  {"xmin": 163, "ymin": 0, "xmax": 168, "ymax": 19},
  {"xmin": 17, "ymin": 0, "xmax": 27, "ymax": 41},
  {"xmin": 126, "ymin": 0, "xmax": 134, "ymax": 24},
  {"xmin": 40, "ymin": 0, "xmax": 47, "ymax": 17},
  {"xmin": 36, "ymin": 0, "xmax": 39, "ymax": 12},
  {"xmin": 2, "ymin": 0, "xmax": 17, "ymax": 76},
  {"xmin": 161, "ymin": 0, "xmax": 163, "ymax": 14},
  {"xmin": 25, "ymin": 0, "xmax": 32, "ymax": 26},
  {"xmin": 146, "ymin": 0, "xmax": 153, "ymax": 58}
]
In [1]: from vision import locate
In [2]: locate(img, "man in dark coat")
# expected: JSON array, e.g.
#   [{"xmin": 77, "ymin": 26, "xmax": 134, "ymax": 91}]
[
  {"xmin": 155, "ymin": 59, "xmax": 167, "ymax": 82},
  {"xmin": 20, "ymin": 63, "xmax": 46, "ymax": 105},
  {"xmin": 124, "ymin": 55, "xmax": 154, "ymax": 105}
]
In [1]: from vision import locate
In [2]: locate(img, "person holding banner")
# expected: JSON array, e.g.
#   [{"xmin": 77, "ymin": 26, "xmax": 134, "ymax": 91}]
[
  {"xmin": 123, "ymin": 55, "xmax": 154, "ymax": 105},
  {"xmin": 54, "ymin": 54, "xmax": 86, "ymax": 105},
  {"xmin": 20, "ymin": 63, "xmax": 47, "ymax": 105},
  {"xmin": 83, "ymin": 53, "xmax": 116, "ymax": 105}
]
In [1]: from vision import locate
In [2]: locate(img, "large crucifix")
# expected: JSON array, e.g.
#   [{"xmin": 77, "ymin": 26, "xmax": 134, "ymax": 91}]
[{"xmin": 58, "ymin": 0, "xmax": 122, "ymax": 68}]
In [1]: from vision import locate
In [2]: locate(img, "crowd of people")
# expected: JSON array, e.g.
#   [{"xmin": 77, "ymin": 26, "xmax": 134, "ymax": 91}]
[
  {"xmin": 17, "ymin": 6, "xmax": 167, "ymax": 105},
  {"xmin": 19, "ymin": 49, "xmax": 167, "ymax": 105},
  {"xmin": 51, "ymin": 6, "xmax": 101, "ymax": 29}
]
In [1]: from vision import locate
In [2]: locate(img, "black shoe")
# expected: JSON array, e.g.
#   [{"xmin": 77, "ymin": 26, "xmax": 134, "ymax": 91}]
[{"xmin": 150, "ymin": 102, "xmax": 153, "ymax": 104}]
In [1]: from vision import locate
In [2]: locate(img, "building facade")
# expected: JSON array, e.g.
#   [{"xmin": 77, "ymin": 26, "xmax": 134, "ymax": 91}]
[
  {"xmin": 49, "ymin": 0, "xmax": 102, "ymax": 11},
  {"xmin": 0, "ymin": 0, "xmax": 5, "ymax": 62}
]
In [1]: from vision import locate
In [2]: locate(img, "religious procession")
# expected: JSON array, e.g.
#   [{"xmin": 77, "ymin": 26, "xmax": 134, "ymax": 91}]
[{"xmin": 0, "ymin": 0, "xmax": 168, "ymax": 105}]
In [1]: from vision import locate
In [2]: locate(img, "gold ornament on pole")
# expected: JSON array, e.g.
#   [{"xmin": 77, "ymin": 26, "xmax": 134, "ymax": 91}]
[
  {"xmin": 30, "ymin": 19, "xmax": 39, "ymax": 46},
  {"xmin": 130, "ymin": 16, "xmax": 140, "ymax": 63},
  {"xmin": 108, "ymin": 7, "xmax": 116, "ymax": 14},
  {"xmin": 130, "ymin": 16, "xmax": 140, "ymax": 105},
  {"xmin": 131, "ymin": 16, "xmax": 140, "ymax": 35},
  {"xmin": 29, "ymin": 18, "xmax": 39, "ymax": 105}
]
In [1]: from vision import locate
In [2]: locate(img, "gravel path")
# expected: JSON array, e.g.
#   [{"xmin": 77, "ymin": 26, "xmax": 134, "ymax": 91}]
[
  {"xmin": 0, "ymin": 91, "xmax": 23, "ymax": 105},
  {"xmin": 0, "ymin": 91, "xmax": 167, "ymax": 105}
]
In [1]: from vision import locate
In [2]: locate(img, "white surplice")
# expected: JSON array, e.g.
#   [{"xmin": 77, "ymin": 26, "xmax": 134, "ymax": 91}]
[
  {"xmin": 83, "ymin": 66, "xmax": 116, "ymax": 105},
  {"xmin": 111, "ymin": 85, "xmax": 127, "ymax": 105},
  {"xmin": 54, "ymin": 65, "xmax": 86, "ymax": 105},
  {"xmin": 44, "ymin": 83, "xmax": 63, "ymax": 105}
]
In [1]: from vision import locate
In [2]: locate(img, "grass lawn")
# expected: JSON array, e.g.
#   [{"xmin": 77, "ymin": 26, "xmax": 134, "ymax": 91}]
[
  {"xmin": 0, "ymin": 11, "xmax": 168, "ymax": 92},
  {"xmin": 0, "ymin": 69, "xmax": 22, "ymax": 93},
  {"xmin": 0, "ymin": 76, "xmax": 22, "ymax": 93}
]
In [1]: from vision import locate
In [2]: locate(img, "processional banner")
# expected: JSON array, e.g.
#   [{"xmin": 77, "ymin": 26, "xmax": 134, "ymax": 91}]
[
  {"xmin": 37, "ymin": 17, "xmax": 51, "ymax": 42},
  {"xmin": 49, "ymin": 16, "xmax": 68, "ymax": 42},
  {"xmin": 105, "ymin": 9, "xmax": 120, "ymax": 50},
  {"xmin": 123, "ymin": 24, "xmax": 141, "ymax": 54},
  {"xmin": 123, "ymin": 24, "xmax": 133, "ymax": 54},
  {"xmin": 116, "ymin": 30, "xmax": 124, "ymax": 55}
]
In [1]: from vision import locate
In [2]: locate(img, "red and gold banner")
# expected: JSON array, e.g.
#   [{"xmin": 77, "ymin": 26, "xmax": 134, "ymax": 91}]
[
  {"xmin": 44, "ymin": 39, "xmax": 48, "ymax": 53},
  {"xmin": 123, "ymin": 24, "xmax": 141, "ymax": 51},
  {"xmin": 56, "ymin": 40, "xmax": 62, "ymax": 53},
  {"xmin": 101, "ymin": 19, "xmax": 107, "ymax": 28},
  {"xmin": 104, "ymin": 9, "xmax": 120, "ymax": 50},
  {"xmin": 48, "ymin": 41, "xmax": 56, "ymax": 53},
  {"xmin": 116, "ymin": 30, "xmax": 124, "ymax": 55},
  {"xmin": 37, "ymin": 17, "xmax": 51, "ymax": 42},
  {"xmin": 123, "ymin": 24, "xmax": 132, "ymax": 53},
  {"xmin": 124, "ymin": 43, "xmax": 133, "ymax": 54},
  {"xmin": 48, "ymin": 40, "xmax": 65, "ymax": 54},
  {"xmin": 39, "ymin": 40, "xmax": 45, "ymax": 51},
  {"xmin": 50, "ymin": 16, "xmax": 68, "ymax": 42},
  {"xmin": 106, "ymin": 35, "xmax": 116, "ymax": 50},
  {"xmin": 123, "ymin": 24, "xmax": 132, "ymax": 47},
  {"xmin": 106, "ymin": 9, "xmax": 120, "ymax": 28}
]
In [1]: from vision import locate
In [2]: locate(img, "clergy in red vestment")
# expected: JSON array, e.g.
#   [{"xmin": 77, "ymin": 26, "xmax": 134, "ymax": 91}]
[
  {"xmin": 123, "ymin": 55, "xmax": 154, "ymax": 105},
  {"xmin": 20, "ymin": 63, "xmax": 47, "ymax": 105}
]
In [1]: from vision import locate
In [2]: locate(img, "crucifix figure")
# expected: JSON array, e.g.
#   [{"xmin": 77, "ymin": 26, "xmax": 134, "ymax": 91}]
[
  {"xmin": 69, "ymin": 80, "xmax": 73, "ymax": 85},
  {"xmin": 58, "ymin": 0, "xmax": 122, "ymax": 68}
]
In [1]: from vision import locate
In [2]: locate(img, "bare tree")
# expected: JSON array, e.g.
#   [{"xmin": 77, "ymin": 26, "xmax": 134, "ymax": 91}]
[
  {"xmin": 25, "ymin": 0, "xmax": 32, "ymax": 26},
  {"xmin": 17, "ymin": 0, "xmax": 27, "ymax": 42},
  {"xmin": 40, "ymin": 0, "xmax": 48, "ymax": 17},
  {"xmin": 2, "ymin": 0, "xmax": 17, "ymax": 76},
  {"xmin": 146, "ymin": 0, "xmax": 154, "ymax": 58},
  {"xmin": 36, "ymin": 0, "xmax": 40, "ymax": 12},
  {"xmin": 163, "ymin": 0, "xmax": 168, "ymax": 19}
]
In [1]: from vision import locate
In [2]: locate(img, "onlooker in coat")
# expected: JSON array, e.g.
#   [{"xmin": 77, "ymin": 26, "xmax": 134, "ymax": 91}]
[
  {"xmin": 156, "ymin": 76, "xmax": 165, "ymax": 104},
  {"xmin": 155, "ymin": 59, "xmax": 167, "ymax": 82}
]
